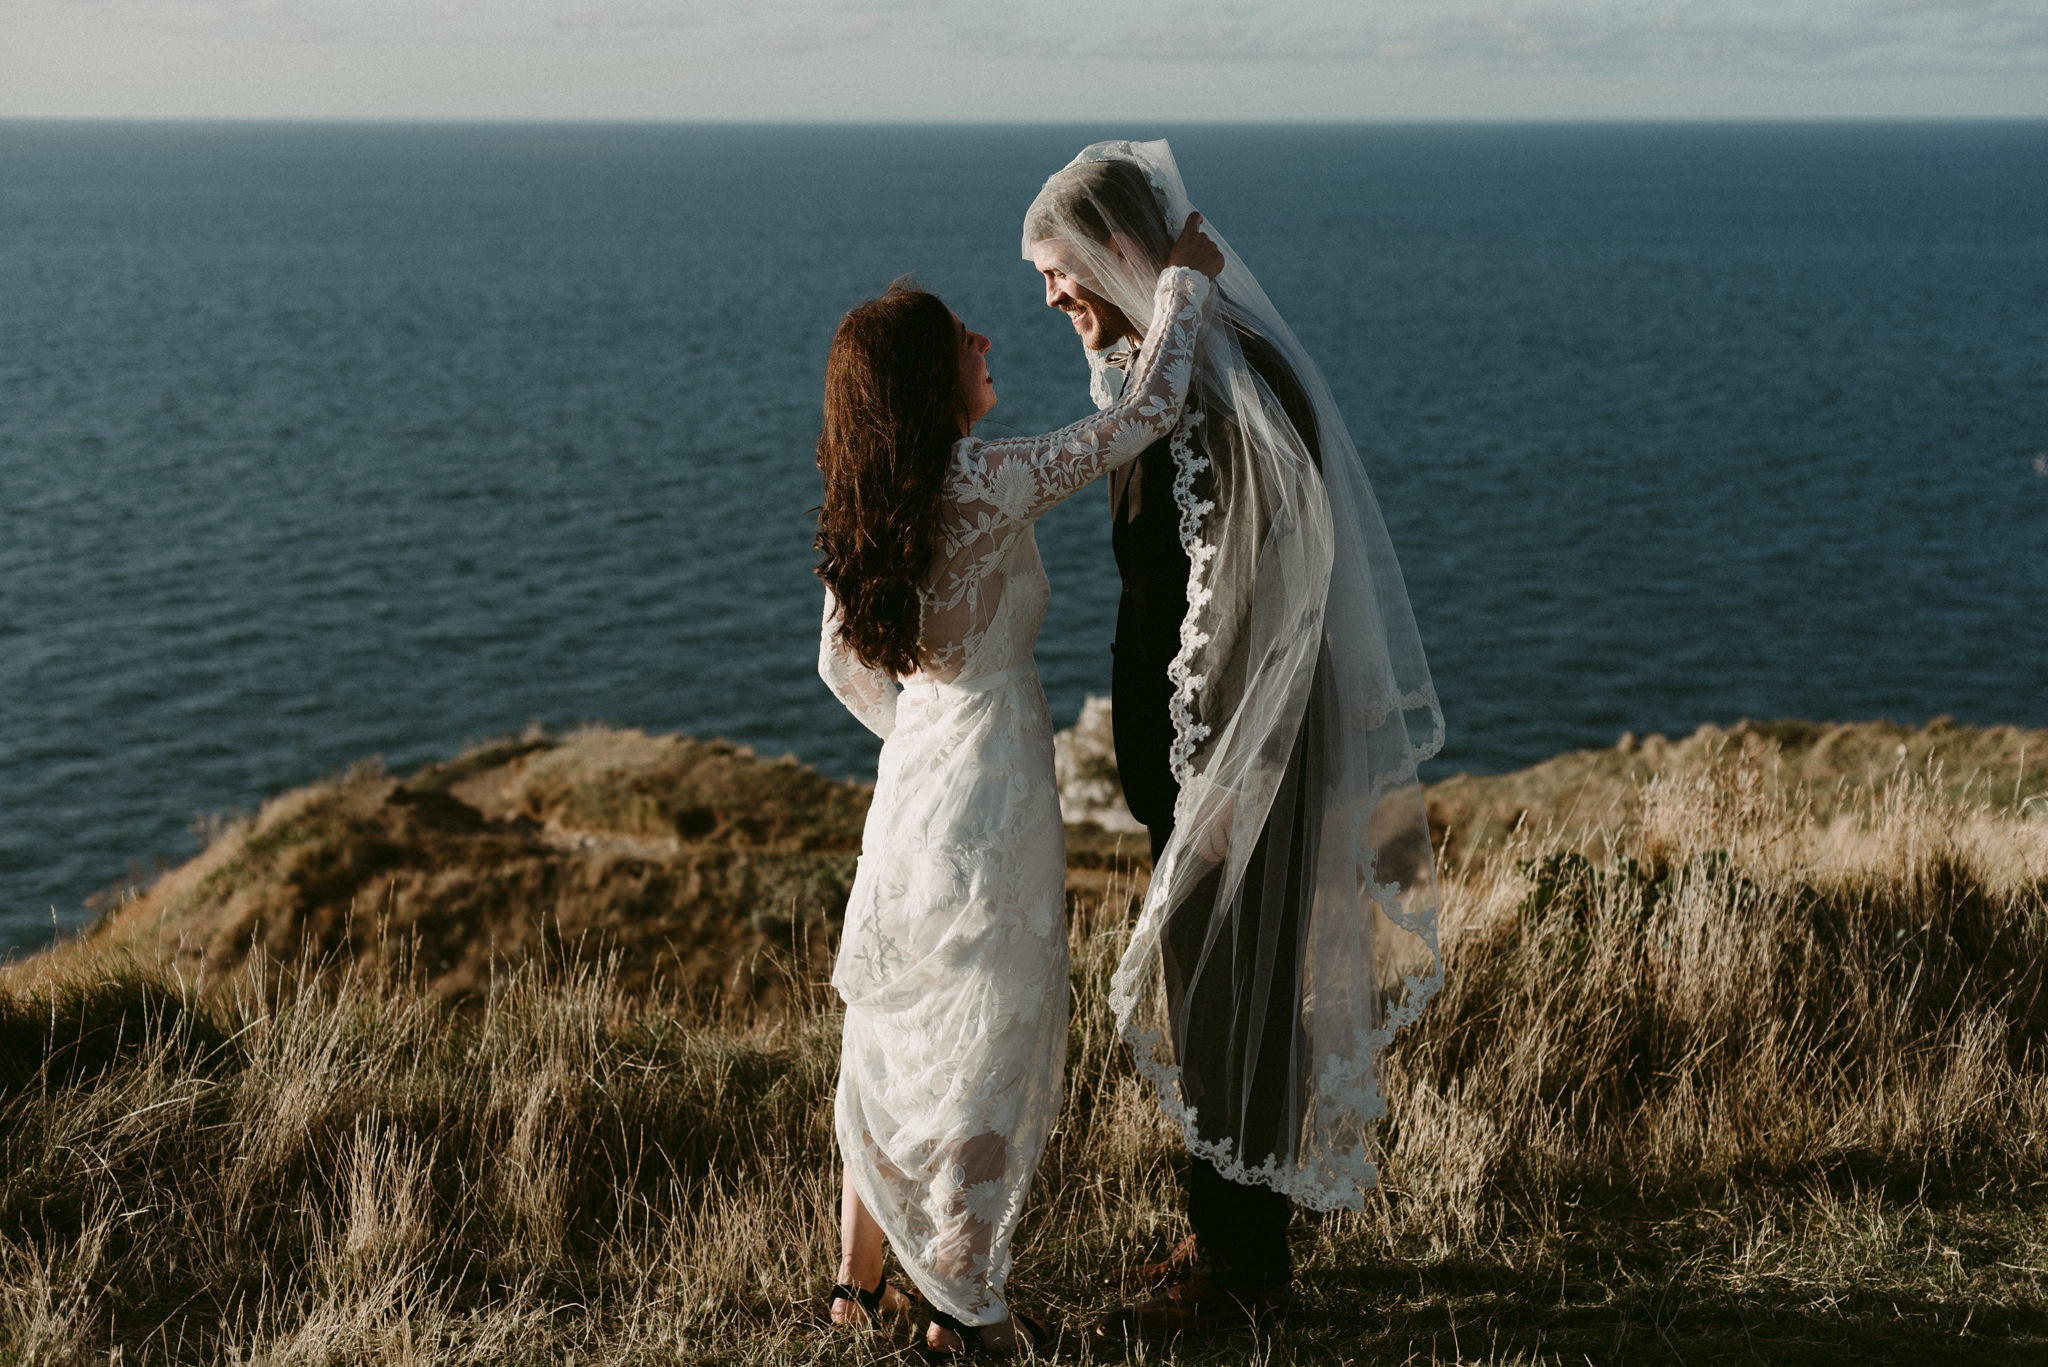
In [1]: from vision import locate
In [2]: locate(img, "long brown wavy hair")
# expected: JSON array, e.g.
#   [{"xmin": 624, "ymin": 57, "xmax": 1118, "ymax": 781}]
[{"xmin": 814, "ymin": 280, "xmax": 965, "ymax": 677}]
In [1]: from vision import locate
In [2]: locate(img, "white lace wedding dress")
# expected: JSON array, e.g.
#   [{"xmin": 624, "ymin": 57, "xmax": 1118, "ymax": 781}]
[{"xmin": 818, "ymin": 266, "xmax": 1212, "ymax": 1326}]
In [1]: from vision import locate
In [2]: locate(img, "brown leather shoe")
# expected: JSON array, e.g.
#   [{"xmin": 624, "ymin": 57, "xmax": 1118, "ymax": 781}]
[
  {"xmin": 1090, "ymin": 1267, "xmax": 1290, "ymax": 1344},
  {"xmin": 1096, "ymin": 1232, "xmax": 1200, "ymax": 1290}
]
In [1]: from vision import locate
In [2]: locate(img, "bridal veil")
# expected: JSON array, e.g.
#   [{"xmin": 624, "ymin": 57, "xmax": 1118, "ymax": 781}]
[{"xmin": 1022, "ymin": 140, "xmax": 1444, "ymax": 1211}]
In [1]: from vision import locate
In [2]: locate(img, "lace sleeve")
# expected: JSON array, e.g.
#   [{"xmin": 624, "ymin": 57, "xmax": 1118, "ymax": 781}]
[
  {"xmin": 817, "ymin": 588, "xmax": 898, "ymax": 739},
  {"xmin": 950, "ymin": 267, "xmax": 1211, "ymax": 527}
]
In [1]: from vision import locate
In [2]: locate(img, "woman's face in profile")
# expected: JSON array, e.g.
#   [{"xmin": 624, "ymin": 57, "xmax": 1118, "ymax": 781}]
[{"xmin": 954, "ymin": 314, "xmax": 996, "ymax": 426}]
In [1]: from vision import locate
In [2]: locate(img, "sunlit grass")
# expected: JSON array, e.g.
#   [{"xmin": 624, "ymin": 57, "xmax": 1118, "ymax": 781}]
[{"xmin": 5, "ymin": 747, "xmax": 2047, "ymax": 1363}]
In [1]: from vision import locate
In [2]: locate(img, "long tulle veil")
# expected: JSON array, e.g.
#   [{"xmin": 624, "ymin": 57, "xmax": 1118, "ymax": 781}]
[{"xmin": 1023, "ymin": 140, "xmax": 1444, "ymax": 1210}]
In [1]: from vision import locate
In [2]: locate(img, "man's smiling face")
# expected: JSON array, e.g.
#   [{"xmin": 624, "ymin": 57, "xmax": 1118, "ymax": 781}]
[{"xmin": 1029, "ymin": 237, "xmax": 1138, "ymax": 351}]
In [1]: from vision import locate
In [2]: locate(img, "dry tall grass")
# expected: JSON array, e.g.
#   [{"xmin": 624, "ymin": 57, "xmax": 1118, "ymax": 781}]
[{"xmin": 5, "ymin": 748, "xmax": 2047, "ymax": 1364}]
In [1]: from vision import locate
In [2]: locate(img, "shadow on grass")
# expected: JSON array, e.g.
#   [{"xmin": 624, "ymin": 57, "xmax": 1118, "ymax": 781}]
[{"xmin": 1262, "ymin": 1239, "xmax": 2048, "ymax": 1366}]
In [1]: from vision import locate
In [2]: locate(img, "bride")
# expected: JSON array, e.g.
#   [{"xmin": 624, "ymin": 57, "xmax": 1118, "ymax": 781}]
[{"xmin": 815, "ymin": 216, "xmax": 1224, "ymax": 1353}]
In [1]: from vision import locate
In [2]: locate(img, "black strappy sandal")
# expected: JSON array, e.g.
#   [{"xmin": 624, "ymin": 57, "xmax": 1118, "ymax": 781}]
[
  {"xmin": 828, "ymin": 1277, "xmax": 887, "ymax": 1325},
  {"xmin": 924, "ymin": 1307, "xmax": 1050, "ymax": 1357}
]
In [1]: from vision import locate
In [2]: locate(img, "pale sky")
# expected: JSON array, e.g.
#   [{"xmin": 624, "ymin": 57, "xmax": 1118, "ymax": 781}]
[{"xmin": 6, "ymin": 0, "xmax": 2045, "ymax": 121}]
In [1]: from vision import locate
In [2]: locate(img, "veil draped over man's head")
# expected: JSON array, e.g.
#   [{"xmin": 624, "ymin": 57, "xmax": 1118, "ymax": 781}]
[{"xmin": 1023, "ymin": 140, "xmax": 1443, "ymax": 1211}]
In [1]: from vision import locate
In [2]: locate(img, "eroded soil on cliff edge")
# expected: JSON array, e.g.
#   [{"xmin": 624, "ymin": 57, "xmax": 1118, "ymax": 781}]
[{"xmin": 12, "ymin": 729, "xmax": 875, "ymax": 1006}]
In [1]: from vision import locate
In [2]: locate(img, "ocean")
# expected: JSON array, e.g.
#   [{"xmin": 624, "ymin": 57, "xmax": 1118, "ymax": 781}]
[{"xmin": 3, "ymin": 121, "xmax": 2044, "ymax": 952}]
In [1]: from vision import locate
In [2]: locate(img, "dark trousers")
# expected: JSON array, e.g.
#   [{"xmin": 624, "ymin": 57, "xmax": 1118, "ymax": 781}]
[
  {"xmin": 1188, "ymin": 1155, "xmax": 1291, "ymax": 1294},
  {"xmin": 1146, "ymin": 812, "xmax": 1298, "ymax": 1296}
]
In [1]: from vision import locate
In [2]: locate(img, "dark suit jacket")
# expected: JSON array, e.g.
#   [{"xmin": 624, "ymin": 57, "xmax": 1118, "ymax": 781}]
[{"xmin": 1109, "ymin": 326, "xmax": 1323, "ymax": 836}]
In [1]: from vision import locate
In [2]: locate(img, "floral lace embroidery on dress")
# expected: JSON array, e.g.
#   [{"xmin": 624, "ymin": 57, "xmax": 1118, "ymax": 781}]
[{"xmin": 818, "ymin": 267, "xmax": 1213, "ymax": 1323}]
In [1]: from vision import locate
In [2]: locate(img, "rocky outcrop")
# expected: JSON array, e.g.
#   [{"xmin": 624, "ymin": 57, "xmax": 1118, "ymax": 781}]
[{"xmin": 1053, "ymin": 694, "xmax": 1142, "ymax": 833}]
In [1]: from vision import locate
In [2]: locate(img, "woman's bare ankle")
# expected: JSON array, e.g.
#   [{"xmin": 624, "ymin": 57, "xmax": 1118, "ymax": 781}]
[{"xmin": 835, "ymin": 1260, "xmax": 882, "ymax": 1292}]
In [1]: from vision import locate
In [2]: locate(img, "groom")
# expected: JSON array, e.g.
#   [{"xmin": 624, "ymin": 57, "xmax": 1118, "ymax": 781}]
[{"xmin": 1026, "ymin": 157, "xmax": 1326, "ymax": 1339}]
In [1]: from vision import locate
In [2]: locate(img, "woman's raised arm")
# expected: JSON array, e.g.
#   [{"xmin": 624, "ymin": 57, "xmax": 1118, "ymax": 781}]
[{"xmin": 950, "ymin": 240, "xmax": 1217, "ymax": 529}]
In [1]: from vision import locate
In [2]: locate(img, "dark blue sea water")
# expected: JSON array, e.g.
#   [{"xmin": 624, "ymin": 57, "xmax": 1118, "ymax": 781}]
[{"xmin": 3, "ymin": 122, "xmax": 2045, "ymax": 952}]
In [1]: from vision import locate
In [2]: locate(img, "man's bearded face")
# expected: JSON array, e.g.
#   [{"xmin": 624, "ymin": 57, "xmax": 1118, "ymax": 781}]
[{"xmin": 1028, "ymin": 237, "xmax": 1138, "ymax": 351}]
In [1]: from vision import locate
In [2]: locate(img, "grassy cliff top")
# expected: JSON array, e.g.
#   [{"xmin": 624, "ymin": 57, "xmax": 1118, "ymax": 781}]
[
  {"xmin": 4, "ymin": 718, "xmax": 2046, "ymax": 1362},
  {"xmin": 1425, "ymin": 715, "xmax": 2048, "ymax": 864},
  {"xmin": 8, "ymin": 727, "xmax": 875, "ymax": 1005},
  {"xmin": 11, "ymin": 716, "xmax": 2044, "ymax": 1003}
]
